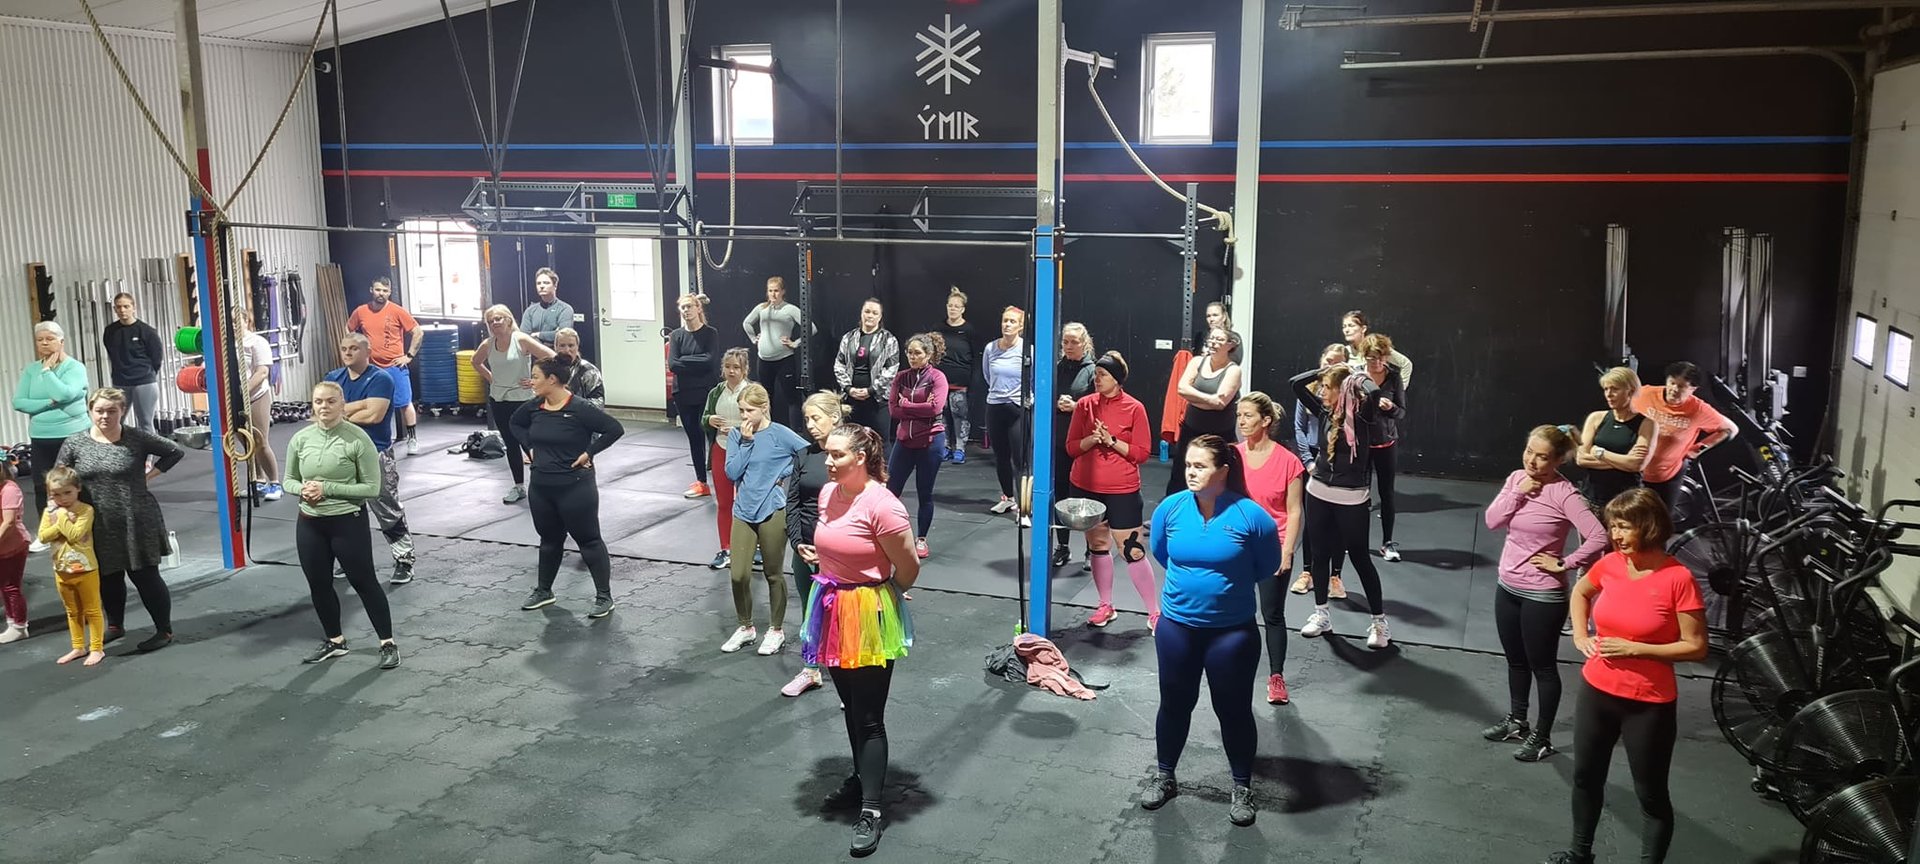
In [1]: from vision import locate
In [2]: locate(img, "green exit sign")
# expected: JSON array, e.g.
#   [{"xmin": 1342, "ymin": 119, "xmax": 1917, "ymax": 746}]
[{"xmin": 605, "ymin": 192, "xmax": 638, "ymax": 209}]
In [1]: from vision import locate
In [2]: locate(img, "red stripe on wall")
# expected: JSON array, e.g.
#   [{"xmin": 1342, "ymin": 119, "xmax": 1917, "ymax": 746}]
[{"xmin": 320, "ymin": 169, "xmax": 1847, "ymax": 184}]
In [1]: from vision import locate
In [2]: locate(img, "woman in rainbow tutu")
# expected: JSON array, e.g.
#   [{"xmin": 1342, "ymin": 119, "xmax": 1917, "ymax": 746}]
[{"xmin": 795, "ymin": 422, "xmax": 921, "ymax": 858}]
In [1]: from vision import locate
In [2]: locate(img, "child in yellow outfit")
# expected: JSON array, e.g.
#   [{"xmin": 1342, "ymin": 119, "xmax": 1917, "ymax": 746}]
[{"xmin": 40, "ymin": 466, "xmax": 103, "ymax": 666}]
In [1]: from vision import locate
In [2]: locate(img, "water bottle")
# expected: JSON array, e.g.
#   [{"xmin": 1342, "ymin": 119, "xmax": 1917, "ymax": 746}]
[
  {"xmin": 161, "ymin": 530, "xmax": 181, "ymax": 571},
  {"xmin": 1158, "ymin": 440, "xmax": 1169, "ymax": 463}
]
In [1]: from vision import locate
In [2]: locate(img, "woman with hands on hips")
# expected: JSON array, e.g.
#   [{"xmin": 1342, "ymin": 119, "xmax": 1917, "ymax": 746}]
[{"xmin": 1545, "ymin": 487, "xmax": 1706, "ymax": 864}]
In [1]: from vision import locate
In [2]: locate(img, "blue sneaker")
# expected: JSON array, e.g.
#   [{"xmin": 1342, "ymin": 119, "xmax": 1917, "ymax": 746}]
[
  {"xmin": 951, "ymin": 449, "xmax": 965, "ymax": 465},
  {"xmin": 262, "ymin": 483, "xmax": 284, "ymax": 502}
]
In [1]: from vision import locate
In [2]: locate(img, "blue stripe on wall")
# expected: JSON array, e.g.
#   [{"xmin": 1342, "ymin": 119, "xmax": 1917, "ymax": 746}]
[{"xmin": 320, "ymin": 135, "xmax": 1850, "ymax": 152}]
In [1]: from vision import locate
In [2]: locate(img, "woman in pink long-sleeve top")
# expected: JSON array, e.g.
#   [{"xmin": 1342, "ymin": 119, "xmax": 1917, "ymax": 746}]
[
  {"xmin": 1481, "ymin": 425, "xmax": 1609, "ymax": 763},
  {"xmin": 887, "ymin": 333, "xmax": 951, "ymax": 559}
]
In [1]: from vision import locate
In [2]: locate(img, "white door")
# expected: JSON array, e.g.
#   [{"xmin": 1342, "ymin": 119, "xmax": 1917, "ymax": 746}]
[{"xmin": 595, "ymin": 232, "xmax": 667, "ymax": 409}]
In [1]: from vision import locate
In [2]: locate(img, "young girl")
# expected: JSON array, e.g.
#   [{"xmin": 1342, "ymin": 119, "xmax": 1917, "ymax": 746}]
[
  {"xmin": 0, "ymin": 457, "xmax": 30, "ymax": 644},
  {"xmin": 703, "ymin": 348, "xmax": 754, "ymax": 571},
  {"xmin": 41, "ymin": 466, "xmax": 103, "ymax": 666}
]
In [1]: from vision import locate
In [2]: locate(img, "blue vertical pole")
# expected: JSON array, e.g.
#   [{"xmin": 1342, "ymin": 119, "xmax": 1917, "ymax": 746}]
[
  {"xmin": 188, "ymin": 208, "xmax": 239, "ymax": 568},
  {"xmin": 1026, "ymin": 227, "xmax": 1059, "ymax": 637}
]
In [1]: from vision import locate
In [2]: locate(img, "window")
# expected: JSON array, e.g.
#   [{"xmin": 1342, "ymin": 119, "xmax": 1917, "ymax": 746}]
[
  {"xmin": 712, "ymin": 44, "xmax": 774, "ymax": 145},
  {"xmin": 604, "ymin": 236, "xmax": 659, "ymax": 321},
  {"xmin": 1887, "ymin": 328, "xmax": 1912, "ymax": 389},
  {"xmin": 397, "ymin": 219, "xmax": 484, "ymax": 319},
  {"xmin": 1141, "ymin": 33, "xmax": 1215, "ymax": 144},
  {"xmin": 1852, "ymin": 313, "xmax": 1878, "ymax": 367}
]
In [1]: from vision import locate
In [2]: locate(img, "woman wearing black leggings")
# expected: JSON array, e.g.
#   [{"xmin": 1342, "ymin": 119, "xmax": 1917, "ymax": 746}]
[
  {"xmin": 1143, "ymin": 434, "xmax": 1278, "ymax": 827},
  {"xmin": 284, "ymin": 381, "xmax": 397, "ymax": 669},
  {"xmin": 1291, "ymin": 364, "xmax": 1391, "ymax": 648},
  {"xmin": 1546, "ymin": 488, "xmax": 1707, "ymax": 864},
  {"xmin": 668, "ymin": 293, "xmax": 721, "ymax": 499},
  {"xmin": 1356, "ymin": 334, "xmax": 1407, "ymax": 561},
  {"xmin": 981, "ymin": 307, "xmax": 1029, "ymax": 524},
  {"xmin": 472, "ymin": 304, "xmax": 555, "ymax": 504},
  {"xmin": 513, "ymin": 357, "xmax": 626, "ymax": 618},
  {"xmin": 1481, "ymin": 426, "xmax": 1607, "ymax": 762}
]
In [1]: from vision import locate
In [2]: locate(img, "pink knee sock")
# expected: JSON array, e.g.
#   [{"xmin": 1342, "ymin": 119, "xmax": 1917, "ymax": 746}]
[
  {"xmin": 1089, "ymin": 552, "xmax": 1115, "ymax": 606},
  {"xmin": 1127, "ymin": 557, "xmax": 1161, "ymax": 616}
]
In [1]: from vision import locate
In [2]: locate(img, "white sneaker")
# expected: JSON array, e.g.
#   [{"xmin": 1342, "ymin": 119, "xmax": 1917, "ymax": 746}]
[
  {"xmin": 1380, "ymin": 541, "xmax": 1402, "ymax": 562},
  {"xmin": 1019, "ymin": 515, "xmax": 1031, "ymax": 528},
  {"xmin": 721, "ymin": 626, "xmax": 758, "ymax": 653},
  {"xmin": 990, "ymin": 497, "xmax": 1016, "ymax": 514},
  {"xmin": 1367, "ymin": 617, "xmax": 1392, "ymax": 649},
  {"xmin": 0, "ymin": 623, "xmax": 26, "ymax": 644},
  {"xmin": 1300, "ymin": 608, "xmax": 1332, "ymax": 638},
  {"xmin": 27, "ymin": 539, "xmax": 47, "ymax": 553},
  {"xmin": 757, "ymin": 630, "xmax": 786, "ymax": 655},
  {"xmin": 406, "ymin": 437, "xmax": 420, "ymax": 456}
]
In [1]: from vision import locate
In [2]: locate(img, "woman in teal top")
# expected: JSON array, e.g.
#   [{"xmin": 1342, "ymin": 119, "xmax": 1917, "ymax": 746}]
[
  {"xmin": 283, "ymin": 381, "xmax": 398, "ymax": 670},
  {"xmin": 13, "ymin": 321, "xmax": 91, "ymax": 524}
]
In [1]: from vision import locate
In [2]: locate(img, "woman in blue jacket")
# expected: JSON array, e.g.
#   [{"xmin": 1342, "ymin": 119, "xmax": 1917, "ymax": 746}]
[
  {"xmin": 1141, "ymin": 434, "xmax": 1278, "ymax": 829},
  {"xmin": 13, "ymin": 322, "xmax": 92, "ymax": 536}
]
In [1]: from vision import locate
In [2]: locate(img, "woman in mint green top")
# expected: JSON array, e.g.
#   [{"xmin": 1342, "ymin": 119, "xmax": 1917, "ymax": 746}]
[
  {"xmin": 13, "ymin": 322, "xmax": 92, "ymax": 518},
  {"xmin": 282, "ymin": 380, "xmax": 398, "ymax": 670}
]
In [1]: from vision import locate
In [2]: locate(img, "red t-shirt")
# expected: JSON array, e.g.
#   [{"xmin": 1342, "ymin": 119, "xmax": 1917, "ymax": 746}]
[
  {"xmin": 1235, "ymin": 441, "xmax": 1303, "ymax": 552},
  {"xmin": 348, "ymin": 303, "xmax": 419, "ymax": 366},
  {"xmin": 1066, "ymin": 390, "xmax": 1151, "ymax": 494},
  {"xmin": 1581, "ymin": 551, "xmax": 1704, "ymax": 703},
  {"xmin": 813, "ymin": 481, "xmax": 912, "ymax": 585},
  {"xmin": 1630, "ymin": 385, "xmax": 1734, "ymax": 483}
]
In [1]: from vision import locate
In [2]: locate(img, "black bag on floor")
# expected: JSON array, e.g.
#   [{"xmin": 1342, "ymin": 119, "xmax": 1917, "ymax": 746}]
[
  {"xmin": 984, "ymin": 643, "xmax": 1027, "ymax": 683},
  {"xmin": 448, "ymin": 431, "xmax": 506, "ymax": 460}
]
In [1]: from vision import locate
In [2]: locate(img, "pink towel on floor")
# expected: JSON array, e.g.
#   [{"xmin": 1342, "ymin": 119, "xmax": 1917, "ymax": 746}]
[{"xmin": 1016, "ymin": 634, "xmax": 1098, "ymax": 701}]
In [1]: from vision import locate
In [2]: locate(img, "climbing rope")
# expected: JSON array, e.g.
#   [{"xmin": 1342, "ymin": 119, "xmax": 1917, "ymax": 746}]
[
  {"xmin": 1081, "ymin": 55, "xmax": 1236, "ymax": 246},
  {"xmin": 697, "ymin": 70, "xmax": 742, "ymax": 274}
]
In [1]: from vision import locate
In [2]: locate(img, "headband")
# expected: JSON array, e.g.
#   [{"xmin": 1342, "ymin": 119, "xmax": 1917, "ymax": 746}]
[{"xmin": 1095, "ymin": 354, "xmax": 1127, "ymax": 385}]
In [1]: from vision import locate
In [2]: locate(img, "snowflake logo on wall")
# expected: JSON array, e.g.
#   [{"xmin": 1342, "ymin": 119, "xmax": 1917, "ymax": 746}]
[{"xmin": 916, "ymin": 14, "xmax": 982, "ymax": 95}]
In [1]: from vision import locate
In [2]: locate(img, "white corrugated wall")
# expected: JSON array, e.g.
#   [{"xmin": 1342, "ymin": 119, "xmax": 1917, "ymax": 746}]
[{"xmin": 0, "ymin": 16, "xmax": 327, "ymax": 442}]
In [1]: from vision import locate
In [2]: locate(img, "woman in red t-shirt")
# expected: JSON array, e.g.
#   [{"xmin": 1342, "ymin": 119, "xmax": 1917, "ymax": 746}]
[
  {"xmin": 1064, "ymin": 352, "xmax": 1158, "ymax": 631},
  {"xmin": 1233, "ymin": 392, "xmax": 1303, "ymax": 705},
  {"xmin": 1549, "ymin": 488, "xmax": 1706, "ymax": 864},
  {"xmin": 796, "ymin": 423, "xmax": 921, "ymax": 858}
]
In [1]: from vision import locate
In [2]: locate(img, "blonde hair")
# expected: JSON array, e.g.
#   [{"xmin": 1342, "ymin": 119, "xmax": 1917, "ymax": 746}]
[
  {"xmin": 87, "ymin": 388, "xmax": 127, "ymax": 410},
  {"xmin": 555, "ymin": 327, "xmax": 580, "ymax": 343},
  {"xmin": 1321, "ymin": 342, "xmax": 1350, "ymax": 364},
  {"xmin": 803, "ymin": 390, "xmax": 849, "ymax": 422},
  {"xmin": 738, "ymin": 382, "xmax": 770, "ymax": 410},
  {"xmin": 1239, "ymin": 390, "xmax": 1281, "ymax": 430},
  {"xmin": 1002, "ymin": 305, "xmax": 1026, "ymax": 323},
  {"xmin": 312, "ymin": 380, "xmax": 345, "ymax": 401},
  {"xmin": 484, "ymin": 305, "xmax": 517, "ymax": 328},
  {"xmin": 1529, "ymin": 423, "xmax": 1577, "ymax": 461},
  {"xmin": 947, "ymin": 286, "xmax": 968, "ymax": 305},
  {"xmin": 1061, "ymin": 322, "xmax": 1093, "ymax": 356},
  {"xmin": 722, "ymin": 347, "xmax": 751, "ymax": 372},
  {"xmin": 45, "ymin": 465, "xmax": 79, "ymax": 491},
  {"xmin": 1599, "ymin": 366, "xmax": 1641, "ymax": 392}
]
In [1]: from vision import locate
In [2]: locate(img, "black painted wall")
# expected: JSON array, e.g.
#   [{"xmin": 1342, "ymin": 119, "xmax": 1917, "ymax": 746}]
[{"xmin": 317, "ymin": 0, "xmax": 1863, "ymax": 477}]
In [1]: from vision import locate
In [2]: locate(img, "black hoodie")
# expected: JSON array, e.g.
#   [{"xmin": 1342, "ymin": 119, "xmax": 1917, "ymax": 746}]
[{"xmin": 1290, "ymin": 369, "xmax": 1386, "ymax": 491}]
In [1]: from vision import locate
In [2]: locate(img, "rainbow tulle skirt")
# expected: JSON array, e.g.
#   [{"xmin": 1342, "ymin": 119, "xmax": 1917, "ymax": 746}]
[{"xmin": 800, "ymin": 576, "xmax": 913, "ymax": 669}]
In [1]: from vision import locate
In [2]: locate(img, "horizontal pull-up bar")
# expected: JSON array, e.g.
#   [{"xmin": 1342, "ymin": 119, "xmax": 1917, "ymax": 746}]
[{"xmin": 222, "ymin": 220, "xmax": 1032, "ymax": 249}]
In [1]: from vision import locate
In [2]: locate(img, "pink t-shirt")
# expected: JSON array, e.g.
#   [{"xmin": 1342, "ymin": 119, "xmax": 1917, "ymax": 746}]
[
  {"xmin": 814, "ymin": 481, "xmax": 912, "ymax": 585},
  {"xmin": 1236, "ymin": 442, "xmax": 1304, "ymax": 550},
  {"xmin": 0, "ymin": 481, "xmax": 28, "ymax": 557},
  {"xmin": 1582, "ymin": 552, "xmax": 1705, "ymax": 703}
]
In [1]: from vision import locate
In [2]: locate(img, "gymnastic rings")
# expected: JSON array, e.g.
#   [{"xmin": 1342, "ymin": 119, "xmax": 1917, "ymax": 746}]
[{"xmin": 222, "ymin": 426, "xmax": 259, "ymax": 462}]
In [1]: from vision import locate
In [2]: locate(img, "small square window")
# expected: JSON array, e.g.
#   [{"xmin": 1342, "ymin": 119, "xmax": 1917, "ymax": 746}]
[
  {"xmin": 1852, "ymin": 314, "xmax": 1877, "ymax": 367},
  {"xmin": 712, "ymin": 45, "xmax": 774, "ymax": 145},
  {"xmin": 1887, "ymin": 328, "xmax": 1912, "ymax": 389},
  {"xmin": 396, "ymin": 219, "xmax": 485, "ymax": 319},
  {"xmin": 1141, "ymin": 33, "xmax": 1215, "ymax": 144}
]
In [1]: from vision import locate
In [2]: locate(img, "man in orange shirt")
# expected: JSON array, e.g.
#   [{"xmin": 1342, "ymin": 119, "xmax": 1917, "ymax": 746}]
[
  {"xmin": 1630, "ymin": 361, "xmax": 1737, "ymax": 516},
  {"xmin": 346, "ymin": 277, "xmax": 424, "ymax": 455}
]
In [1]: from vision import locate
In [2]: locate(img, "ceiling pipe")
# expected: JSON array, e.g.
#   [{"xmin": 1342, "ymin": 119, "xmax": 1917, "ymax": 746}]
[
  {"xmin": 1341, "ymin": 45, "xmax": 1864, "ymax": 98},
  {"xmin": 1285, "ymin": 0, "xmax": 1920, "ymax": 29}
]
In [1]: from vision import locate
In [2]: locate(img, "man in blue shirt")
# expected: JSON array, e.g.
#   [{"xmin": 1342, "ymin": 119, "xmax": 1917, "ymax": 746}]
[{"xmin": 325, "ymin": 332, "xmax": 415, "ymax": 584}]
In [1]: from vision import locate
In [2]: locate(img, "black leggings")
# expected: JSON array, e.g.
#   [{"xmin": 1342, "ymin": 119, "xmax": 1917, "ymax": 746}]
[
  {"xmin": 1154, "ymin": 618, "xmax": 1261, "ymax": 785},
  {"xmin": 673, "ymin": 397, "xmax": 709, "ymax": 484},
  {"xmin": 102, "ymin": 565, "xmax": 173, "ymax": 633},
  {"xmin": 829, "ymin": 662, "xmax": 894, "ymax": 809},
  {"xmin": 296, "ymin": 511, "xmax": 391, "ymax": 641},
  {"xmin": 1256, "ymin": 570, "xmax": 1291, "ymax": 674},
  {"xmin": 1051, "ymin": 435, "xmax": 1076, "ymax": 552},
  {"xmin": 530, "ymin": 474, "xmax": 612, "ymax": 597},
  {"xmin": 29, "ymin": 437, "xmax": 64, "ymax": 514},
  {"xmin": 1494, "ymin": 587, "xmax": 1568, "ymax": 732},
  {"xmin": 986, "ymin": 402, "xmax": 1026, "ymax": 498},
  {"xmin": 1299, "ymin": 496, "xmax": 1343, "ymax": 577},
  {"xmin": 1643, "ymin": 461, "xmax": 1691, "ymax": 520},
  {"xmin": 1570, "ymin": 680, "xmax": 1678, "ymax": 863},
  {"xmin": 1372, "ymin": 443, "xmax": 1398, "ymax": 543},
  {"xmin": 490, "ymin": 399, "xmax": 528, "ymax": 485},
  {"xmin": 755, "ymin": 353, "xmax": 799, "ymax": 428},
  {"xmin": 1308, "ymin": 495, "xmax": 1383, "ymax": 614},
  {"xmin": 849, "ymin": 396, "xmax": 890, "ymax": 445}
]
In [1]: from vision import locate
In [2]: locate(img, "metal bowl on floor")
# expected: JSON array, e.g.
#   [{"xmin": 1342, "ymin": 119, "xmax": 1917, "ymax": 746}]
[
  {"xmin": 1054, "ymin": 498, "xmax": 1108, "ymax": 532},
  {"xmin": 172, "ymin": 425, "xmax": 212, "ymax": 450}
]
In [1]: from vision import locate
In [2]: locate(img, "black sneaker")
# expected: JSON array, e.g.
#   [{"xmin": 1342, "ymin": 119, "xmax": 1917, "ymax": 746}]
[
  {"xmin": 303, "ymin": 640, "xmax": 349, "ymax": 663},
  {"xmin": 1543, "ymin": 853, "xmax": 1594, "ymax": 864},
  {"xmin": 1050, "ymin": 545, "xmax": 1070, "ymax": 567},
  {"xmin": 1482, "ymin": 716, "xmax": 1530, "ymax": 742},
  {"xmin": 389, "ymin": 563, "xmax": 414, "ymax": 585},
  {"xmin": 587, "ymin": 595, "xmax": 616, "ymax": 619},
  {"xmin": 136, "ymin": 632, "xmax": 173, "ymax": 653},
  {"xmin": 1140, "ymin": 770, "xmax": 1178, "ymax": 810},
  {"xmin": 1513, "ymin": 733, "xmax": 1556, "ymax": 763},
  {"xmin": 850, "ymin": 809, "xmax": 882, "ymax": 858},
  {"xmin": 103, "ymin": 626, "xmax": 125, "ymax": 646},
  {"xmin": 822, "ymin": 775, "xmax": 862, "ymax": 811},
  {"xmin": 1228, "ymin": 784, "xmax": 1256, "ymax": 826},
  {"xmin": 377, "ymin": 642, "xmax": 399, "ymax": 670},
  {"xmin": 520, "ymin": 588, "xmax": 557, "ymax": 610}
]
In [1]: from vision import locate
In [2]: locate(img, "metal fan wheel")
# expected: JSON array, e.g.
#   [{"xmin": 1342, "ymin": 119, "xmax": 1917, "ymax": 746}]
[
  {"xmin": 1669, "ymin": 522, "xmax": 1760, "ymax": 642},
  {"xmin": 1730, "ymin": 628, "xmax": 1824, "ymax": 720},
  {"xmin": 1800, "ymin": 776, "xmax": 1916, "ymax": 863},
  {"xmin": 1712, "ymin": 657, "xmax": 1787, "ymax": 764},
  {"xmin": 1772, "ymin": 690, "xmax": 1911, "ymax": 824}
]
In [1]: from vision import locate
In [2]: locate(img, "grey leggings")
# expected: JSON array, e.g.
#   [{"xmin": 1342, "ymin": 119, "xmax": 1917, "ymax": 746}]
[{"xmin": 730, "ymin": 511, "xmax": 790, "ymax": 628}]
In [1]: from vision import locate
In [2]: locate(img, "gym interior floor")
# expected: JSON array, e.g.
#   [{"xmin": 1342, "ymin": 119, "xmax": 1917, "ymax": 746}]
[{"xmin": 2, "ymin": 415, "xmax": 1798, "ymax": 863}]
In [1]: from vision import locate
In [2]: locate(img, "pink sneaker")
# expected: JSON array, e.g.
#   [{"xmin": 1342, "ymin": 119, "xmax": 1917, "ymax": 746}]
[
  {"xmin": 915, "ymin": 538, "xmax": 929, "ymax": 559},
  {"xmin": 1088, "ymin": 604, "xmax": 1116, "ymax": 628},
  {"xmin": 1267, "ymin": 674, "xmax": 1291, "ymax": 705},
  {"xmin": 781, "ymin": 668, "xmax": 822, "ymax": 697}
]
